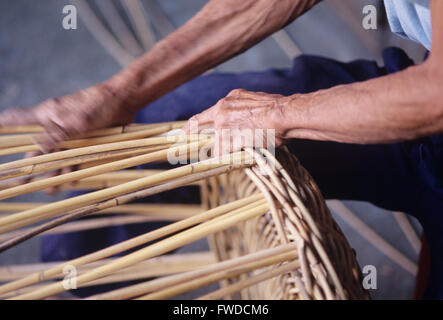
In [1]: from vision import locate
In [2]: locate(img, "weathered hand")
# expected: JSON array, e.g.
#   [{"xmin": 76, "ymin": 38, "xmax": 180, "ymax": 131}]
[
  {"xmin": 0, "ymin": 83, "xmax": 136, "ymax": 195},
  {"xmin": 0, "ymin": 82, "xmax": 135, "ymax": 151},
  {"xmin": 184, "ymin": 89, "xmax": 289, "ymax": 153}
]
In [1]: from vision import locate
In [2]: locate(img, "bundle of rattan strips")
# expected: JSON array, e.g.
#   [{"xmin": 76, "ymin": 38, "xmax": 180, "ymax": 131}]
[{"xmin": 0, "ymin": 133, "xmax": 367, "ymax": 300}]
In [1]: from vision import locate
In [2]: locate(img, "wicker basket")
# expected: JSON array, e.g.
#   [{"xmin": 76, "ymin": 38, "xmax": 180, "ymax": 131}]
[{"xmin": 202, "ymin": 148, "xmax": 368, "ymax": 300}]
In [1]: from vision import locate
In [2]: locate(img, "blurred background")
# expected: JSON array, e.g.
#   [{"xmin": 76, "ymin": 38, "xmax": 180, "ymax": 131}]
[{"xmin": 0, "ymin": 0, "xmax": 426, "ymax": 299}]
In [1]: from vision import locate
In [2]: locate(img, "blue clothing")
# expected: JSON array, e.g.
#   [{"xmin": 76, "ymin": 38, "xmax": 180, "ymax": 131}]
[
  {"xmin": 384, "ymin": 0, "xmax": 432, "ymax": 49},
  {"xmin": 42, "ymin": 48, "xmax": 443, "ymax": 299}
]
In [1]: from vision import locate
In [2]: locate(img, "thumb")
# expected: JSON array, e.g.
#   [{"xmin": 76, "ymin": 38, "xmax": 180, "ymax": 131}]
[{"xmin": 0, "ymin": 107, "xmax": 39, "ymax": 127}]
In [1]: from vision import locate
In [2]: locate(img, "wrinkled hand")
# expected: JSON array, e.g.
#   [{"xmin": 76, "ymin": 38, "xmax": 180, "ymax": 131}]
[
  {"xmin": 183, "ymin": 89, "xmax": 289, "ymax": 154},
  {"xmin": 0, "ymin": 83, "xmax": 136, "ymax": 195},
  {"xmin": 0, "ymin": 82, "xmax": 135, "ymax": 151}
]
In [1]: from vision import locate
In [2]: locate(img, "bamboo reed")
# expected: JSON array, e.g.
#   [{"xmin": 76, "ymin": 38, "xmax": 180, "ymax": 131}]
[
  {"xmin": 0, "ymin": 164, "xmax": 243, "ymax": 252},
  {"xmin": 88, "ymin": 243, "xmax": 296, "ymax": 300},
  {"xmin": 0, "ymin": 253, "xmax": 215, "ymax": 299},
  {"xmin": 0, "ymin": 145, "xmax": 36, "ymax": 156},
  {"xmin": 0, "ymin": 194, "xmax": 263, "ymax": 297},
  {"xmin": 0, "ymin": 148, "xmax": 255, "ymax": 236},
  {"xmin": 0, "ymin": 146, "xmax": 164, "ymax": 181},
  {"xmin": 0, "ymin": 254, "xmax": 215, "ymax": 299},
  {"xmin": 137, "ymin": 252, "xmax": 297, "ymax": 300},
  {"xmin": 0, "ymin": 122, "xmax": 185, "ymax": 136},
  {"xmin": 0, "ymin": 215, "xmax": 193, "ymax": 241},
  {"xmin": 197, "ymin": 260, "xmax": 301, "ymax": 300},
  {"xmin": 0, "ymin": 202, "xmax": 201, "ymax": 216},
  {"xmin": 56, "ymin": 125, "xmax": 173, "ymax": 149},
  {"xmin": 0, "ymin": 134, "xmax": 199, "ymax": 173},
  {"xmin": 0, "ymin": 122, "xmax": 187, "ymax": 155},
  {"xmin": 82, "ymin": 122, "xmax": 186, "ymax": 136},
  {"xmin": 6, "ymin": 198, "xmax": 261, "ymax": 296},
  {"xmin": 0, "ymin": 252, "xmax": 214, "ymax": 283},
  {"xmin": 0, "ymin": 125, "xmax": 43, "ymax": 134},
  {"xmin": 0, "ymin": 134, "xmax": 34, "ymax": 148},
  {"xmin": 0, "ymin": 138, "xmax": 211, "ymax": 203},
  {"xmin": 0, "ymin": 129, "xmax": 172, "ymax": 155},
  {"xmin": 10, "ymin": 201, "xmax": 269, "ymax": 300},
  {"xmin": 83, "ymin": 254, "xmax": 214, "ymax": 288}
]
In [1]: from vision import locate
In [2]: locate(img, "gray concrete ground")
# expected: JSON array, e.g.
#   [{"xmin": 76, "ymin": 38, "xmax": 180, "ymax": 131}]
[{"xmin": 0, "ymin": 0, "xmax": 426, "ymax": 299}]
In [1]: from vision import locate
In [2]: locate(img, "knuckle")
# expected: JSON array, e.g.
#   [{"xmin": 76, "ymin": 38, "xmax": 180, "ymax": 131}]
[
  {"xmin": 228, "ymin": 89, "xmax": 240, "ymax": 97},
  {"xmin": 229, "ymin": 88, "xmax": 244, "ymax": 96}
]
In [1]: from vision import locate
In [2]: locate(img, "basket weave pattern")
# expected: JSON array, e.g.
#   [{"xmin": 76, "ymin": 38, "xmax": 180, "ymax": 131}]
[{"xmin": 202, "ymin": 148, "xmax": 368, "ymax": 300}]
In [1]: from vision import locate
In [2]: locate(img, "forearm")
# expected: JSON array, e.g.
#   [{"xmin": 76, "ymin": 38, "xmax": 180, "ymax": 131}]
[
  {"xmin": 280, "ymin": 60, "xmax": 443, "ymax": 144},
  {"xmin": 107, "ymin": 0, "xmax": 319, "ymax": 112}
]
